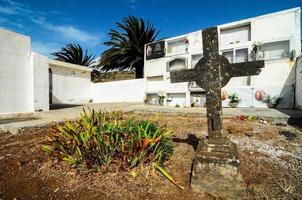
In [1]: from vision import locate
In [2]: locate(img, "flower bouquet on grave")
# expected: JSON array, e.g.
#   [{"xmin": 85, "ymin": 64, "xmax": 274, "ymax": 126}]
[{"xmin": 228, "ymin": 93, "xmax": 241, "ymax": 108}]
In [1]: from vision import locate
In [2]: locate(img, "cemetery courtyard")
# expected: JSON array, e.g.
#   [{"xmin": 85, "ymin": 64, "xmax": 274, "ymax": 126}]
[{"xmin": 0, "ymin": 104, "xmax": 302, "ymax": 199}]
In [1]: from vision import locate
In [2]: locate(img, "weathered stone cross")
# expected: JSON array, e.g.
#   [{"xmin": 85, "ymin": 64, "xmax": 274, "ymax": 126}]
[
  {"xmin": 171, "ymin": 27, "xmax": 264, "ymax": 139},
  {"xmin": 170, "ymin": 27, "xmax": 264, "ymax": 198}
]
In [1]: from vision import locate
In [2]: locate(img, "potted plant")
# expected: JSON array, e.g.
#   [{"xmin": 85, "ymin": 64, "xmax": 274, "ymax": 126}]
[
  {"xmin": 228, "ymin": 93, "xmax": 241, "ymax": 108},
  {"xmin": 191, "ymin": 99, "xmax": 199, "ymax": 107},
  {"xmin": 262, "ymin": 95, "xmax": 282, "ymax": 108},
  {"xmin": 251, "ymin": 42, "xmax": 263, "ymax": 60},
  {"xmin": 158, "ymin": 94, "xmax": 165, "ymax": 106}
]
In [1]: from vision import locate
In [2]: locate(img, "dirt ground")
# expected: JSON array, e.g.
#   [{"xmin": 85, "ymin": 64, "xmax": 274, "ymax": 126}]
[{"xmin": 0, "ymin": 112, "xmax": 301, "ymax": 200}]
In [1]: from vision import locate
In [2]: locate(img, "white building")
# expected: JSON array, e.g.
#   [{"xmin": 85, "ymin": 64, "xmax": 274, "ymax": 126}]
[{"xmin": 144, "ymin": 7, "xmax": 301, "ymax": 108}]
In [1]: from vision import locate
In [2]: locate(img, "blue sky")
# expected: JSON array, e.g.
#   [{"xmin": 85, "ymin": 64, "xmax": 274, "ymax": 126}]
[{"xmin": 0, "ymin": 0, "xmax": 301, "ymax": 58}]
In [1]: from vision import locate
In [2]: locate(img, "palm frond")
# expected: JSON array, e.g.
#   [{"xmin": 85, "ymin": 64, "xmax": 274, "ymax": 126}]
[
  {"xmin": 51, "ymin": 44, "xmax": 95, "ymax": 67},
  {"xmin": 98, "ymin": 16, "xmax": 159, "ymax": 78}
]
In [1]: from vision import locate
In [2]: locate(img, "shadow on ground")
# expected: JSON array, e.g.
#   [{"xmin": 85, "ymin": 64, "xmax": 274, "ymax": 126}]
[
  {"xmin": 276, "ymin": 108, "xmax": 302, "ymax": 131},
  {"xmin": 172, "ymin": 134, "xmax": 200, "ymax": 151},
  {"xmin": 50, "ymin": 104, "xmax": 82, "ymax": 110},
  {"xmin": 0, "ymin": 116, "xmax": 39, "ymax": 125}
]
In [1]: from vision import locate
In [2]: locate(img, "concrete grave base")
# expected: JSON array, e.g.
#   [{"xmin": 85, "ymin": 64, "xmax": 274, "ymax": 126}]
[{"xmin": 190, "ymin": 137, "xmax": 246, "ymax": 199}]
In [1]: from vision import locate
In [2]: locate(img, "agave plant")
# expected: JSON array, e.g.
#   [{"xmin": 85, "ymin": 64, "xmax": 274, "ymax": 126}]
[
  {"xmin": 98, "ymin": 16, "xmax": 159, "ymax": 78},
  {"xmin": 52, "ymin": 44, "xmax": 95, "ymax": 67}
]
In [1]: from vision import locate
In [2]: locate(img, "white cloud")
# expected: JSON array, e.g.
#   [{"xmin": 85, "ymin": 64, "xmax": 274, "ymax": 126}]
[
  {"xmin": 1, "ymin": 0, "xmax": 102, "ymax": 55},
  {"xmin": 0, "ymin": 0, "xmax": 38, "ymax": 16},
  {"xmin": 31, "ymin": 17, "xmax": 101, "ymax": 45}
]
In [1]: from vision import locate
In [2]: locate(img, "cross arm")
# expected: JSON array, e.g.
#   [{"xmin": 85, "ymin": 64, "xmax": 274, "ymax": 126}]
[
  {"xmin": 170, "ymin": 68, "xmax": 198, "ymax": 83},
  {"xmin": 228, "ymin": 60, "xmax": 264, "ymax": 77}
]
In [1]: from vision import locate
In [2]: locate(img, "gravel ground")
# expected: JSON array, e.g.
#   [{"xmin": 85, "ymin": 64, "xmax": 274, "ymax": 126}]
[{"xmin": 0, "ymin": 112, "xmax": 301, "ymax": 199}]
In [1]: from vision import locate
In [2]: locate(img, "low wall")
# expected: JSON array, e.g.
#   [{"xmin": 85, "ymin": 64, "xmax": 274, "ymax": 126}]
[
  {"xmin": 50, "ymin": 61, "xmax": 92, "ymax": 104},
  {"xmin": 92, "ymin": 79, "xmax": 146, "ymax": 103}
]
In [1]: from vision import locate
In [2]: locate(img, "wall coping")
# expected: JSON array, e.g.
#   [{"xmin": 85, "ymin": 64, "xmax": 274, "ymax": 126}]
[{"xmin": 49, "ymin": 59, "xmax": 93, "ymax": 72}]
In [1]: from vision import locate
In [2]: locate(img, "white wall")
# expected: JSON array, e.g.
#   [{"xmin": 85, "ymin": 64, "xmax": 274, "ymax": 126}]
[
  {"xmin": 92, "ymin": 79, "xmax": 146, "ymax": 103},
  {"xmin": 252, "ymin": 10, "xmax": 299, "ymax": 43},
  {"xmin": 167, "ymin": 93, "xmax": 186, "ymax": 107},
  {"xmin": 222, "ymin": 85, "xmax": 294, "ymax": 108},
  {"xmin": 146, "ymin": 78, "xmax": 165, "ymax": 93},
  {"xmin": 145, "ymin": 59, "xmax": 167, "ymax": 77},
  {"xmin": 50, "ymin": 65, "xmax": 92, "ymax": 104},
  {"xmin": 296, "ymin": 56, "xmax": 302, "ymax": 110},
  {"xmin": 31, "ymin": 52, "xmax": 49, "ymax": 111},
  {"xmin": 0, "ymin": 29, "xmax": 33, "ymax": 114}
]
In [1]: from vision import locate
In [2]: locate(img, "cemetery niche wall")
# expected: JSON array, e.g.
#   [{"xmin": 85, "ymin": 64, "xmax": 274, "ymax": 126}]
[{"xmin": 144, "ymin": 7, "xmax": 301, "ymax": 109}]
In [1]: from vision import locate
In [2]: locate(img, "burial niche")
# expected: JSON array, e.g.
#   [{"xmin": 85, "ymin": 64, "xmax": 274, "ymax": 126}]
[{"xmin": 167, "ymin": 57, "xmax": 187, "ymax": 72}]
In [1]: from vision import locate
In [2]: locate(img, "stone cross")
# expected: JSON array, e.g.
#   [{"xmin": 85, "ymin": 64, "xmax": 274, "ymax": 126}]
[
  {"xmin": 170, "ymin": 26, "xmax": 265, "ymax": 198},
  {"xmin": 171, "ymin": 27, "xmax": 264, "ymax": 139}
]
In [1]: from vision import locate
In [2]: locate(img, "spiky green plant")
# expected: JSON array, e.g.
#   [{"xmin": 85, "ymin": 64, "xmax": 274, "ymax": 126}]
[{"xmin": 43, "ymin": 110, "xmax": 173, "ymax": 171}]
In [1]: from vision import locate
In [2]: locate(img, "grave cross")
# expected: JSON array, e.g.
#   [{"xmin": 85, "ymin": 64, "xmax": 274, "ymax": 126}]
[{"xmin": 171, "ymin": 27, "xmax": 264, "ymax": 139}]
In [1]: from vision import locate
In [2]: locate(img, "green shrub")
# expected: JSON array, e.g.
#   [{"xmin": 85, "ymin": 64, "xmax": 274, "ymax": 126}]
[{"xmin": 43, "ymin": 110, "xmax": 173, "ymax": 171}]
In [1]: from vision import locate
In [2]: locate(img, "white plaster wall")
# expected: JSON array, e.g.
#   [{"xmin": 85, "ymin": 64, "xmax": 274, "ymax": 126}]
[
  {"xmin": 251, "ymin": 60, "xmax": 295, "ymax": 87},
  {"xmin": 0, "ymin": 29, "xmax": 33, "ymax": 114},
  {"xmin": 222, "ymin": 85, "xmax": 294, "ymax": 108},
  {"xmin": 145, "ymin": 59, "xmax": 167, "ymax": 77},
  {"xmin": 252, "ymin": 12, "xmax": 297, "ymax": 42},
  {"xmin": 92, "ymin": 79, "xmax": 146, "ymax": 103},
  {"xmin": 51, "ymin": 66, "xmax": 92, "ymax": 104},
  {"xmin": 222, "ymin": 86, "xmax": 253, "ymax": 108},
  {"xmin": 164, "ymin": 80, "xmax": 188, "ymax": 93},
  {"xmin": 225, "ymin": 77, "xmax": 249, "ymax": 87},
  {"xmin": 31, "ymin": 52, "xmax": 49, "ymax": 111},
  {"xmin": 296, "ymin": 56, "xmax": 302, "ymax": 110},
  {"xmin": 187, "ymin": 31, "xmax": 202, "ymax": 54},
  {"xmin": 167, "ymin": 93, "xmax": 186, "ymax": 107},
  {"xmin": 146, "ymin": 79, "xmax": 165, "ymax": 93}
]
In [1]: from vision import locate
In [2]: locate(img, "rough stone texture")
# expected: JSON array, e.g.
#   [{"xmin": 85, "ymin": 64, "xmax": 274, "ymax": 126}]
[
  {"xmin": 191, "ymin": 138, "xmax": 246, "ymax": 199},
  {"xmin": 170, "ymin": 26, "xmax": 265, "ymax": 199},
  {"xmin": 170, "ymin": 27, "xmax": 264, "ymax": 139}
]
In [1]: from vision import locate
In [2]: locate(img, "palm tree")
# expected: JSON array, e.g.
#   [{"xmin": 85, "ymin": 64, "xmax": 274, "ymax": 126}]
[
  {"xmin": 52, "ymin": 44, "xmax": 95, "ymax": 67},
  {"xmin": 99, "ymin": 16, "xmax": 159, "ymax": 78}
]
